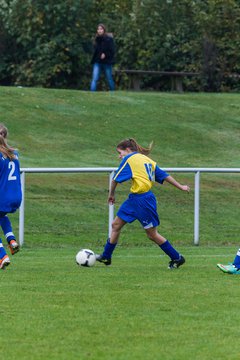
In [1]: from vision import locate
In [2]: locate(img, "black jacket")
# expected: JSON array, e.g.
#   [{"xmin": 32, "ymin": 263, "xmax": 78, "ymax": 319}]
[{"xmin": 91, "ymin": 35, "xmax": 115, "ymax": 65}]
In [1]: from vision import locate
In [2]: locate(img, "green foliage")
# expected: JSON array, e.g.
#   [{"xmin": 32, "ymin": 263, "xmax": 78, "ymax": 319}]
[
  {"xmin": 1, "ymin": 0, "xmax": 240, "ymax": 90},
  {"xmin": 195, "ymin": 0, "xmax": 240, "ymax": 91},
  {"xmin": 1, "ymin": 0, "xmax": 95, "ymax": 87}
]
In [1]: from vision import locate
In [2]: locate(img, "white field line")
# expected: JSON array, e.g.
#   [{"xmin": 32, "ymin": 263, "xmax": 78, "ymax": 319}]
[{"xmin": 117, "ymin": 254, "xmax": 234, "ymax": 258}]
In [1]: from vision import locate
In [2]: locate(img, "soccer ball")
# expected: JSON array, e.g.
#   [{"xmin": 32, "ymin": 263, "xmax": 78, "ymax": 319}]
[{"xmin": 76, "ymin": 249, "xmax": 96, "ymax": 267}]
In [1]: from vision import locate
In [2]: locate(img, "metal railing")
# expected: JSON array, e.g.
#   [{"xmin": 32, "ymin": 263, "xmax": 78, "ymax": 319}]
[{"xmin": 19, "ymin": 167, "xmax": 240, "ymax": 246}]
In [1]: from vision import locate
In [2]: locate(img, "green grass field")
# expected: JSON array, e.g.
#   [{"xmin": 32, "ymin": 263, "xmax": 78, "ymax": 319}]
[
  {"xmin": 1, "ymin": 247, "xmax": 240, "ymax": 360},
  {"xmin": 0, "ymin": 87, "xmax": 239, "ymax": 359}
]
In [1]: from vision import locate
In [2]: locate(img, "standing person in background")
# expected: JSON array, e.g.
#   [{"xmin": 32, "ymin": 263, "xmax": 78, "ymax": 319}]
[
  {"xmin": 217, "ymin": 249, "xmax": 240, "ymax": 274},
  {"xmin": 96, "ymin": 138, "xmax": 190, "ymax": 268},
  {"xmin": 90, "ymin": 24, "xmax": 115, "ymax": 91},
  {"xmin": 0, "ymin": 124, "xmax": 21, "ymax": 267}
]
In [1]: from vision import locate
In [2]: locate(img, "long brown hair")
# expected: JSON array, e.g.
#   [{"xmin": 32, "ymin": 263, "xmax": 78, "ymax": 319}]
[
  {"xmin": 117, "ymin": 138, "xmax": 153, "ymax": 156},
  {"xmin": 95, "ymin": 24, "xmax": 113, "ymax": 40},
  {"xmin": 0, "ymin": 135, "xmax": 16, "ymax": 160},
  {"xmin": 0, "ymin": 123, "xmax": 8, "ymax": 138},
  {"xmin": 97, "ymin": 23, "xmax": 106, "ymax": 34}
]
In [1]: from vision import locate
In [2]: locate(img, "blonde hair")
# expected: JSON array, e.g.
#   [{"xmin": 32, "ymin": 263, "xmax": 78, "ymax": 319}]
[
  {"xmin": 117, "ymin": 138, "xmax": 153, "ymax": 156},
  {"xmin": 0, "ymin": 135, "xmax": 16, "ymax": 160},
  {"xmin": 0, "ymin": 123, "xmax": 8, "ymax": 138}
]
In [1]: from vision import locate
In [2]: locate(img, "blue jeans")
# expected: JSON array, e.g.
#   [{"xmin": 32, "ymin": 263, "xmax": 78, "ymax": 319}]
[{"xmin": 90, "ymin": 63, "xmax": 115, "ymax": 91}]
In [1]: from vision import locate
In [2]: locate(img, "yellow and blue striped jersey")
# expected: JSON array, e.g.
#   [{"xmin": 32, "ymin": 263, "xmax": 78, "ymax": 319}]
[{"xmin": 113, "ymin": 152, "xmax": 169, "ymax": 194}]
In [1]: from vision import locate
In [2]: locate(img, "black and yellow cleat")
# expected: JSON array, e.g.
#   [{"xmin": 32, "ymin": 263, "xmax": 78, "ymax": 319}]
[
  {"xmin": 168, "ymin": 255, "xmax": 185, "ymax": 269},
  {"xmin": 96, "ymin": 254, "xmax": 111, "ymax": 266}
]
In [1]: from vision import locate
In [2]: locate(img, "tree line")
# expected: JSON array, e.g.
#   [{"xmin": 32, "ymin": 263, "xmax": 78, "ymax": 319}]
[{"xmin": 0, "ymin": 0, "xmax": 240, "ymax": 91}]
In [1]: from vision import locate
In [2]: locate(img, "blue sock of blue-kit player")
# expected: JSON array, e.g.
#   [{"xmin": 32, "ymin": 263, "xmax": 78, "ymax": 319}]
[
  {"xmin": 102, "ymin": 239, "xmax": 117, "ymax": 259},
  {"xmin": 0, "ymin": 239, "xmax": 7, "ymax": 258},
  {"xmin": 0, "ymin": 216, "xmax": 15, "ymax": 243},
  {"xmin": 233, "ymin": 248, "xmax": 240, "ymax": 269},
  {"xmin": 160, "ymin": 240, "xmax": 180, "ymax": 260}
]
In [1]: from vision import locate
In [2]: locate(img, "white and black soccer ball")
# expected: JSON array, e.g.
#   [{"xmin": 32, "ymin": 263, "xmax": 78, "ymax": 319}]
[{"xmin": 76, "ymin": 249, "xmax": 96, "ymax": 267}]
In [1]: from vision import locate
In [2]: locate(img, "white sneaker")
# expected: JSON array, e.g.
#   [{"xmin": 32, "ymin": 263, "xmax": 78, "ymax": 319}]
[{"xmin": 0, "ymin": 255, "xmax": 10, "ymax": 270}]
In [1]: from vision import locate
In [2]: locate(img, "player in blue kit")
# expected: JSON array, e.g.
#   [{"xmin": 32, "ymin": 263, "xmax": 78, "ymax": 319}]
[
  {"xmin": 0, "ymin": 123, "xmax": 20, "ymax": 260},
  {"xmin": 96, "ymin": 138, "xmax": 190, "ymax": 268},
  {"xmin": 0, "ymin": 135, "xmax": 22, "ymax": 270},
  {"xmin": 217, "ymin": 248, "xmax": 240, "ymax": 274}
]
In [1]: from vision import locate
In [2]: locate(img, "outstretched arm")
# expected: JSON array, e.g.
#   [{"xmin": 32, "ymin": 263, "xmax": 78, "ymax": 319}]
[
  {"xmin": 108, "ymin": 179, "xmax": 118, "ymax": 204},
  {"xmin": 165, "ymin": 175, "xmax": 190, "ymax": 193}
]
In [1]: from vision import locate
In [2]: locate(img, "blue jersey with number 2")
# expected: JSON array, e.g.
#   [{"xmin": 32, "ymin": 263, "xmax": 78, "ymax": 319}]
[{"xmin": 0, "ymin": 151, "xmax": 22, "ymax": 213}]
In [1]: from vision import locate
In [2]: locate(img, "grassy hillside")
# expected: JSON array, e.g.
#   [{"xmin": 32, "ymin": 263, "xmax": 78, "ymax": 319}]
[
  {"xmin": 1, "ymin": 87, "xmax": 239, "ymax": 168},
  {"xmin": 0, "ymin": 87, "xmax": 240, "ymax": 360},
  {"xmin": 0, "ymin": 87, "xmax": 239, "ymax": 247}
]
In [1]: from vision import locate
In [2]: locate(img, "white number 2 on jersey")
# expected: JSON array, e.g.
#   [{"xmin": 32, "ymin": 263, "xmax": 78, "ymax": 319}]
[{"xmin": 8, "ymin": 161, "xmax": 17, "ymax": 181}]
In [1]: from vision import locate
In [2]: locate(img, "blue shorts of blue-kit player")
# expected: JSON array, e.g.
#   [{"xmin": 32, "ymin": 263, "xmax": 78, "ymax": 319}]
[{"xmin": 117, "ymin": 191, "xmax": 160, "ymax": 229}]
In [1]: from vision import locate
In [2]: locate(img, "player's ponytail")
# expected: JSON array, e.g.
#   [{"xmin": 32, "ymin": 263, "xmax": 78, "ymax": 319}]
[
  {"xmin": 0, "ymin": 123, "xmax": 8, "ymax": 138},
  {"xmin": 0, "ymin": 135, "xmax": 16, "ymax": 160},
  {"xmin": 117, "ymin": 138, "xmax": 153, "ymax": 155}
]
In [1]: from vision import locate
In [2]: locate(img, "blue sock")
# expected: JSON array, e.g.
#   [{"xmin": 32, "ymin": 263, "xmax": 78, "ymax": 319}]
[
  {"xmin": 0, "ymin": 216, "xmax": 15, "ymax": 243},
  {"xmin": 160, "ymin": 240, "xmax": 180, "ymax": 260},
  {"xmin": 102, "ymin": 239, "xmax": 117, "ymax": 259},
  {"xmin": 233, "ymin": 248, "xmax": 240, "ymax": 269},
  {"xmin": 0, "ymin": 239, "xmax": 7, "ymax": 258}
]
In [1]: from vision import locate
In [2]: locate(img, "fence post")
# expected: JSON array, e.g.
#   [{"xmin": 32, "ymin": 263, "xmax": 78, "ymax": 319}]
[
  {"xmin": 194, "ymin": 171, "xmax": 200, "ymax": 245},
  {"xmin": 19, "ymin": 171, "xmax": 25, "ymax": 246},
  {"xmin": 108, "ymin": 171, "xmax": 115, "ymax": 238}
]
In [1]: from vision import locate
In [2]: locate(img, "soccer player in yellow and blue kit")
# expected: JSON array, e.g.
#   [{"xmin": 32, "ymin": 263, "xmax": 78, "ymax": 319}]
[
  {"xmin": 0, "ymin": 135, "xmax": 22, "ymax": 270},
  {"xmin": 96, "ymin": 138, "xmax": 190, "ymax": 269}
]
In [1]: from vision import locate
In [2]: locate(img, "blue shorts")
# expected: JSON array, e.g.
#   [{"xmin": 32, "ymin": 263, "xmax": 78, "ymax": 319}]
[{"xmin": 117, "ymin": 191, "xmax": 160, "ymax": 229}]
